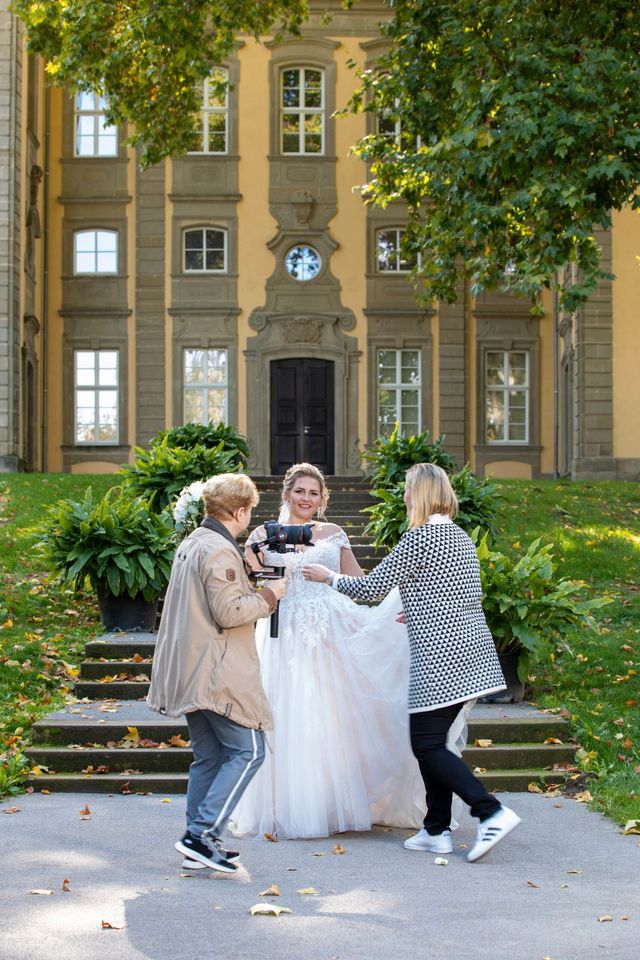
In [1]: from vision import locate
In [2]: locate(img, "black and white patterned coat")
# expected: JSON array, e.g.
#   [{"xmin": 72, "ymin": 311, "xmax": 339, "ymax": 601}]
[{"xmin": 336, "ymin": 518, "xmax": 506, "ymax": 712}]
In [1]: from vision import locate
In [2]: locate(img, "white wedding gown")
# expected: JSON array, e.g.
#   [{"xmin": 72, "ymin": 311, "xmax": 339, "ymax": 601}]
[{"xmin": 231, "ymin": 530, "xmax": 468, "ymax": 839}]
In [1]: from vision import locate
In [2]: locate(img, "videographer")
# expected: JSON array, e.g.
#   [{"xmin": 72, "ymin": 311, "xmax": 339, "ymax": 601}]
[{"xmin": 147, "ymin": 473, "xmax": 286, "ymax": 873}]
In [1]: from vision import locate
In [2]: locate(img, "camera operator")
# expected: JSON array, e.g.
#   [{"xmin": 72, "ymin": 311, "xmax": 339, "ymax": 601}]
[{"xmin": 147, "ymin": 473, "xmax": 286, "ymax": 873}]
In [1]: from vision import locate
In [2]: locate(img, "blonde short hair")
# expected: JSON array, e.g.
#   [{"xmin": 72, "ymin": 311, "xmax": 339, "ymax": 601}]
[
  {"xmin": 202, "ymin": 473, "xmax": 259, "ymax": 519},
  {"xmin": 405, "ymin": 462, "xmax": 458, "ymax": 528},
  {"xmin": 282, "ymin": 462, "xmax": 329, "ymax": 517}
]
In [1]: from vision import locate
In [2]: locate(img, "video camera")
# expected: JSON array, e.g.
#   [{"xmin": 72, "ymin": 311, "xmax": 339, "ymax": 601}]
[{"xmin": 249, "ymin": 521, "xmax": 314, "ymax": 637}]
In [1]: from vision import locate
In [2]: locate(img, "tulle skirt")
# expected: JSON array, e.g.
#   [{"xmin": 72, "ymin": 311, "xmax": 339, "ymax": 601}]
[{"xmin": 231, "ymin": 587, "xmax": 468, "ymax": 839}]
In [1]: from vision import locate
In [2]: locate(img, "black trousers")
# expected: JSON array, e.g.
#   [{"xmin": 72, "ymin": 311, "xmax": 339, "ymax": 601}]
[{"xmin": 410, "ymin": 702, "xmax": 501, "ymax": 835}]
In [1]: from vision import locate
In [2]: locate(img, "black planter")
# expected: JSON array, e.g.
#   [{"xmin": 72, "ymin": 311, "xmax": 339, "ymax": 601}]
[
  {"xmin": 96, "ymin": 586, "xmax": 159, "ymax": 632},
  {"xmin": 478, "ymin": 650, "xmax": 526, "ymax": 703}
]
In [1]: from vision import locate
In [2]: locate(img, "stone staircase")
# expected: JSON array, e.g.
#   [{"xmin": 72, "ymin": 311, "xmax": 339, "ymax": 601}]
[{"xmin": 25, "ymin": 476, "xmax": 576, "ymax": 795}]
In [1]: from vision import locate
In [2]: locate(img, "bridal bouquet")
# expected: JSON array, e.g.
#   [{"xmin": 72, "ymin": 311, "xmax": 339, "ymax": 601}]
[{"xmin": 172, "ymin": 480, "xmax": 205, "ymax": 540}]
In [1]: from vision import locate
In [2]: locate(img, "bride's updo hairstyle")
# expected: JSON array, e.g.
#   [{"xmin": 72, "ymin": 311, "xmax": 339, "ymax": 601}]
[
  {"xmin": 282, "ymin": 462, "xmax": 330, "ymax": 518},
  {"xmin": 405, "ymin": 462, "xmax": 458, "ymax": 528}
]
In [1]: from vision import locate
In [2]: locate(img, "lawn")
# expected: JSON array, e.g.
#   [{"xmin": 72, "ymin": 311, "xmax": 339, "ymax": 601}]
[{"xmin": 0, "ymin": 473, "xmax": 639, "ymax": 822}]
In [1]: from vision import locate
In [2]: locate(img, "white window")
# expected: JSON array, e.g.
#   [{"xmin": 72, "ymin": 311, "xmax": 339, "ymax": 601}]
[
  {"xmin": 190, "ymin": 68, "xmax": 228, "ymax": 154},
  {"xmin": 74, "ymin": 350, "xmax": 119, "ymax": 444},
  {"xmin": 183, "ymin": 227, "xmax": 226, "ymax": 272},
  {"xmin": 377, "ymin": 349, "xmax": 421, "ymax": 437},
  {"xmin": 485, "ymin": 350, "xmax": 529, "ymax": 443},
  {"xmin": 281, "ymin": 67, "xmax": 324, "ymax": 154},
  {"xmin": 376, "ymin": 228, "xmax": 415, "ymax": 272},
  {"xmin": 183, "ymin": 349, "xmax": 228, "ymax": 424},
  {"xmin": 74, "ymin": 230, "xmax": 118, "ymax": 274},
  {"xmin": 74, "ymin": 92, "xmax": 118, "ymax": 157}
]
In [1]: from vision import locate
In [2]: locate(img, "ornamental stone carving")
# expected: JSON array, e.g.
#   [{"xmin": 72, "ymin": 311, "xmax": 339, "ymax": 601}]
[
  {"xmin": 280, "ymin": 316, "xmax": 323, "ymax": 343},
  {"xmin": 291, "ymin": 190, "xmax": 315, "ymax": 225}
]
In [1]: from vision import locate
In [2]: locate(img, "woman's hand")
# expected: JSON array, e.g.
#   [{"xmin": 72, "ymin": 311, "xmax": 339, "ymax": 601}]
[
  {"xmin": 396, "ymin": 610, "xmax": 407, "ymax": 624},
  {"xmin": 302, "ymin": 563, "xmax": 333, "ymax": 584}
]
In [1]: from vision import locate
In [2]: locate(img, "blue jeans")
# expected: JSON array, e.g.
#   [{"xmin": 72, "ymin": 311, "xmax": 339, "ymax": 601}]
[{"xmin": 185, "ymin": 709, "xmax": 265, "ymax": 838}]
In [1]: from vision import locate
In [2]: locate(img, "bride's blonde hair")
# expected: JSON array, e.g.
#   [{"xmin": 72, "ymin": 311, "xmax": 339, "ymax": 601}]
[
  {"xmin": 405, "ymin": 462, "xmax": 458, "ymax": 528},
  {"xmin": 282, "ymin": 463, "xmax": 330, "ymax": 518}
]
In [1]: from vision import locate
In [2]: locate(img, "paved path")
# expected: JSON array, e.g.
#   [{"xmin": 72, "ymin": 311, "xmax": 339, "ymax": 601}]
[{"xmin": 1, "ymin": 792, "xmax": 638, "ymax": 960}]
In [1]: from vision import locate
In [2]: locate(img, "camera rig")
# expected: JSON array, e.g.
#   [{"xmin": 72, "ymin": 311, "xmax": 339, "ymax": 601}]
[{"xmin": 249, "ymin": 521, "xmax": 315, "ymax": 637}]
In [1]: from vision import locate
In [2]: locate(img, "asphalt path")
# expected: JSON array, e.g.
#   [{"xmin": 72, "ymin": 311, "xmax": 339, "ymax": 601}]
[{"xmin": 1, "ymin": 792, "xmax": 638, "ymax": 960}]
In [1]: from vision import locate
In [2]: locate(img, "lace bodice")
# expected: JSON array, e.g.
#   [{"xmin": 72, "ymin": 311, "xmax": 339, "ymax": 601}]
[{"xmin": 247, "ymin": 528, "xmax": 351, "ymax": 635}]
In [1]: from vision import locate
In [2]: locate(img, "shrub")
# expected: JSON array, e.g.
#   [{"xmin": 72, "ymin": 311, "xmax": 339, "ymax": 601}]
[
  {"xmin": 36, "ymin": 486, "xmax": 175, "ymax": 601},
  {"xmin": 120, "ymin": 436, "xmax": 238, "ymax": 512},
  {"xmin": 363, "ymin": 422, "xmax": 455, "ymax": 488},
  {"xmin": 151, "ymin": 421, "xmax": 249, "ymax": 469},
  {"xmin": 473, "ymin": 531, "xmax": 612, "ymax": 681},
  {"xmin": 364, "ymin": 466, "xmax": 501, "ymax": 549}
]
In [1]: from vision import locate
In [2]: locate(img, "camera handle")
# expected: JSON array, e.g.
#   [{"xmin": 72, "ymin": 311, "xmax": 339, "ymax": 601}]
[{"xmin": 268, "ymin": 566, "xmax": 285, "ymax": 638}]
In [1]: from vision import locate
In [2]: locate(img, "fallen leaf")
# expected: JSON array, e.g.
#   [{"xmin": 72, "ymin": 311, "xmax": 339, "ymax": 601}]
[
  {"xmin": 263, "ymin": 833, "xmax": 278, "ymax": 842},
  {"xmin": 572, "ymin": 791, "xmax": 592, "ymax": 803},
  {"xmin": 160, "ymin": 799, "xmax": 172, "ymax": 804},
  {"xmin": 433, "ymin": 857, "xmax": 448, "ymax": 866},
  {"xmin": 544, "ymin": 737, "xmax": 563, "ymax": 744},
  {"xmin": 168, "ymin": 734, "xmax": 190, "ymax": 748},
  {"xmin": 620, "ymin": 915, "xmax": 630, "ymax": 921},
  {"xmin": 526, "ymin": 880, "xmax": 539, "ymax": 888},
  {"xmin": 309, "ymin": 851, "xmax": 325, "ymax": 857},
  {"xmin": 597, "ymin": 915, "xmax": 613, "ymax": 923},
  {"xmin": 258, "ymin": 884, "xmax": 281, "ymax": 897},
  {"xmin": 332, "ymin": 843, "xmax": 345, "ymax": 855},
  {"xmin": 2, "ymin": 807, "xmax": 20, "ymax": 814},
  {"xmin": 560, "ymin": 884, "xmax": 569, "ymax": 889},
  {"xmin": 29, "ymin": 889, "xmax": 53, "ymax": 896},
  {"xmin": 528, "ymin": 782, "xmax": 544, "ymax": 794},
  {"xmin": 622, "ymin": 820, "xmax": 639, "ymax": 835},
  {"xmin": 566, "ymin": 869, "xmax": 582, "ymax": 874},
  {"xmin": 61, "ymin": 878, "xmax": 71, "ymax": 893},
  {"xmin": 286, "ymin": 867, "xmax": 298, "ymax": 871},
  {"xmin": 249, "ymin": 904, "xmax": 292, "ymax": 917},
  {"xmin": 101, "ymin": 920, "xmax": 125, "ymax": 929},
  {"xmin": 297, "ymin": 888, "xmax": 319, "ymax": 895},
  {"xmin": 474, "ymin": 738, "xmax": 493, "ymax": 748}
]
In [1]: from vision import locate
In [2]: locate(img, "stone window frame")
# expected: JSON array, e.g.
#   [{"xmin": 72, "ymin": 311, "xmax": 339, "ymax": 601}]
[
  {"xmin": 73, "ymin": 347, "xmax": 120, "ymax": 445},
  {"xmin": 61, "ymin": 323, "xmax": 130, "ymax": 462},
  {"xmin": 474, "ymin": 312, "xmax": 541, "ymax": 476},
  {"xmin": 171, "ymin": 313, "xmax": 239, "ymax": 429},
  {"xmin": 375, "ymin": 346, "xmax": 423, "ymax": 437},
  {"xmin": 73, "ymin": 92, "xmax": 118, "ymax": 158},
  {"xmin": 266, "ymin": 38, "xmax": 339, "ymax": 159},
  {"xmin": 182, "ymin": 225, "xmax": 228, "ymax": 274},
  {"xmin": 188, "ymin": 67, "xmax": 230, "ymax": 155},
  {"xmin": 484, "ymin": 348, "xmax": 530, "ymax": 445},
  {"xmin": 181, "ymin": 346, "xmax": 229, "ymax": 426},
  {"xmin": 366, "ymin": 313, "xmax": 432, "ymax": 445},
  {"xmin": 279, "ymin": 64, "xmax": 325, "ymax": 155},
  {"xmin": 73, "ymin": 228, "xmax": 119, "ymax": 275}
]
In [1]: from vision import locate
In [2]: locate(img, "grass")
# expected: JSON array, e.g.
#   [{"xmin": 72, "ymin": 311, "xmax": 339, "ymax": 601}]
[{"xmin": 0, "ymin": 474, "xmax": 639, "ymax": 823}]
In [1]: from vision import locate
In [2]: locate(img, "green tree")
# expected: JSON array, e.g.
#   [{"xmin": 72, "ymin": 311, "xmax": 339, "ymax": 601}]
[
  {"xmin": 351, "ymin": 0, "xmax": 640, "ymax": 313},
  {"xmin": 13, "ymin": 0, "xmax": 308, "ymax": 167}
]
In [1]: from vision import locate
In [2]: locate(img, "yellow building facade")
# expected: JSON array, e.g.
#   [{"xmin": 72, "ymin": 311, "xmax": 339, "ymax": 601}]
[{"xmin": 1, "ymin": 1, "xmax": 638, "ymax": 479}]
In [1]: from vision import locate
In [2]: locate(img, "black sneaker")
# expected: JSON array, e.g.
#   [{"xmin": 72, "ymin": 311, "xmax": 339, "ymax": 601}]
[
  {"xmin": 174, "ymin": 831, "xmax": 237, "ymax": 873},
  {"xmin": 181, "ymin": 847, "xmax": 240, "ymax": 870}
]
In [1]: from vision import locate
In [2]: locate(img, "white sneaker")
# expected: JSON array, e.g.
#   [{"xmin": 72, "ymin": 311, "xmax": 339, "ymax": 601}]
[
  {"xmin": 467, "ymin": 806, "xmax": 521, "ymax": 862},
  {"xmin": 403, "ymin": 828, "xmax": 453, "ymax": 854}
]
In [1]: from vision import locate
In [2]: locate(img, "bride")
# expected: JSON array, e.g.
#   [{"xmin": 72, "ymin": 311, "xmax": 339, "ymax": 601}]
[{"xmin": 230, "ymin": 463, "xmax": 468, "ymax": 841}]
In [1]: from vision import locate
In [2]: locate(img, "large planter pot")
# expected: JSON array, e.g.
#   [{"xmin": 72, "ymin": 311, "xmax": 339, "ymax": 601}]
[
  {"xmin": 97, "ymin": 586, "xmax": 159, "ymax": 632},
  {"xmin": 479, "ymin": 650, "xmax": 526, "ymax": 703}
]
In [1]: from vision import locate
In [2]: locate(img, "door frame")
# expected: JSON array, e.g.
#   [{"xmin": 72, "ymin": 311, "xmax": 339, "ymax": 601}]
[{"xmin": 244, "ymin": 314, "xmax": 361, "ymax": 475}]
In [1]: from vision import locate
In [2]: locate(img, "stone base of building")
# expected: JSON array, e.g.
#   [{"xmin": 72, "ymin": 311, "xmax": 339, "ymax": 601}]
[{"xmin": 0, "ymin": 454, "xmax": 24, "ymax": 472}]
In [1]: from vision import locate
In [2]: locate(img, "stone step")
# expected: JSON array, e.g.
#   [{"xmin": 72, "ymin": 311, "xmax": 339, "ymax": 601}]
[
  {"xmin": 80, "ymin": 660, "xmax": 153, "ymax": 680},
  {"xmin": 72, "ymin": 680, "xmax": 149, "ymax": 700},
  {"xmin": 24, "ymin": 768, "xmax": 569, "ymax": 795},
  {"xmin": 26, "ymin": 742, "xmax": 575, "ymax": 776}
]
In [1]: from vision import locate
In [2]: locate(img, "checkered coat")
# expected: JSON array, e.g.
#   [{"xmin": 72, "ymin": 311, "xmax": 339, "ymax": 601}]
[{"xmin": 336, "ymin": 520, "xmax": 506, "ymax": 712}]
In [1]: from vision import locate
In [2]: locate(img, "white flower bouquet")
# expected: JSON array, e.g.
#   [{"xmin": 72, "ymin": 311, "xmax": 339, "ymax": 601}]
[{"xmin": 172, "ymin": 480, "xmax": 205, "ymax": 540}]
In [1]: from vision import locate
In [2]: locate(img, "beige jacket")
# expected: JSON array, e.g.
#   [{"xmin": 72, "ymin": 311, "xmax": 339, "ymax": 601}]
[{"xmin": 147, "ymin": 525, "xmax": 276, "ymax": 729}]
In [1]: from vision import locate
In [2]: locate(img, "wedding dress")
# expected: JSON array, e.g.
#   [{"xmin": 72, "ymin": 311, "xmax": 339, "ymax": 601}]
[{"xmin": 231, "ymin": 529, "xmax": 469, "ymax": 839}]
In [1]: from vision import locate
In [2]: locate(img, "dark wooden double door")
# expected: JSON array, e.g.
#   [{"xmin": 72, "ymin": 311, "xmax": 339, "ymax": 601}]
[{"xmin": 270, "ymin": 358, "xmax": 335, "ymax": 475}]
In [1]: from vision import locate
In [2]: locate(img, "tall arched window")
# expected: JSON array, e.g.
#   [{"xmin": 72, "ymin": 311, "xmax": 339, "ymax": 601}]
[
  {"xmin": 74, "ymin": 93, "xmax": 118, "ymax": 157},
  {"xmin": 190, "ymin": 68, "xmax": 229, "ymax": 154}
]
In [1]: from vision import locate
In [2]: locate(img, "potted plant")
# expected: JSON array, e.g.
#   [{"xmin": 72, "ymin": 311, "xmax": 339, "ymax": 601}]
[
  {"xmin": 473, "ymin": 532, "xmax": 611, "ymax": 701},
  {"xmin": 36, "ymin": 486, "xmax": 175, "ymax": 631}
]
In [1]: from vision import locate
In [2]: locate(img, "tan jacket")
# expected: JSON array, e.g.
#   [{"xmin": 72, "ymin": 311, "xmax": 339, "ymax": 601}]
[{"xmin": 147, "ymin": 525, "xmax": 276, "ymax": 729}]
